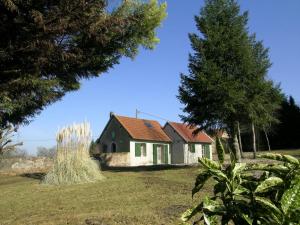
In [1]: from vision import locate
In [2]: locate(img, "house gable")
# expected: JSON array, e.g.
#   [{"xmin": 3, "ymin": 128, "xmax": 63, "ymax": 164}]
[
  {"xmin": 98, "ymin": 116, "xmax": 131, "ymax": 153},
  {"xmin": 114, "ymin": 115, "xmax": 171, "ymax": 142}
]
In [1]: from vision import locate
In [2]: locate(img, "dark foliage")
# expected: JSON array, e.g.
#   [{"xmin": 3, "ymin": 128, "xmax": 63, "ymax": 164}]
[
  {"xmin": 269, "ymin": 96, "xmax": 300, "ymax": 149},
  {"xmin": 0, "ymin": 0, "xmax": 166, "ymax": 127}
]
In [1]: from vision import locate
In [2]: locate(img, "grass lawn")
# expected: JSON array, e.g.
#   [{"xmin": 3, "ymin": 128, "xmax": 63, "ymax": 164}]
[{"xmin": 0, "ymin": 167, "xmax": 210, "ymax": 225}]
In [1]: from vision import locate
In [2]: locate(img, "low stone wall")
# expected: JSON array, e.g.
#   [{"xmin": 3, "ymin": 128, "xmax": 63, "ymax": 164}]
[
  {"xmin": 0, "ymin": 157, "xmax": 53, "ymax": 173},
  {"xmin": 99, "ymin": 152, "xmax": 130, "ymax": 167}
]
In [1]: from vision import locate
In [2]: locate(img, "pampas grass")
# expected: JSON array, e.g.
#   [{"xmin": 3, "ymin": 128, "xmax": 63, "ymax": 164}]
[{"xmin": 43, "ymin": 122, "xmax": 104, "ymax": 185}]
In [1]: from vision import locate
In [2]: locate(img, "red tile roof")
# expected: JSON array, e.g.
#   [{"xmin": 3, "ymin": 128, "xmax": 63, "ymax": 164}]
[
  {"xmin": 115, "ymin": 115, "xmax": 171, "ymax": 142},
  {"xmin": 167, "ymin": 122, "xmax": 213, "ymax": 143}
]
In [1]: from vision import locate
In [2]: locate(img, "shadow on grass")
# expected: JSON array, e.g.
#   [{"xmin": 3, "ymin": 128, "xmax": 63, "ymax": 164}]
[
  {"xmin": 20, "ymin": 172, "xmax": 46, "ymax": 181},
  {"xmin": 101, "ymin": 164, "xmax": 193, "ymax": 172}
]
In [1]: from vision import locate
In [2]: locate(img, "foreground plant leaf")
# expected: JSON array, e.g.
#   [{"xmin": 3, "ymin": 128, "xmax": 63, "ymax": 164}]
[
  {"xmin": 255, "ymin": 177, "xmax": 283, "ymax": 193},
  {"xmin": 281, "ymin": 177, "xmax": 300, "ymax": 218},
  {"xmin": 181, "ymin": 203, "xmax": 203, "ymax": 222},
  {"xmin": 192, "ymin": 171, "xmax": 211, "ymax": 197},
  {"xmin": 258, "ymin": 153, "xmax": 299, "ymax": 165}
]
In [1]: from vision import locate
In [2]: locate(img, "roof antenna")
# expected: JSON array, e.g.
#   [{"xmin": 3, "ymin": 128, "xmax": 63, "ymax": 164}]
[{"xmin": 135, "ymin": 109, "xmax": 140, "ymax": 119}]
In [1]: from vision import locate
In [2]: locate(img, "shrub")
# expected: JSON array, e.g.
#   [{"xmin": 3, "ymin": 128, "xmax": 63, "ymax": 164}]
[
  {"xmin": 182, "ymin": 153, "xmax": 300, "ymax": 225},
  {"xmin": 43, "ymin": 122, "xmax": 104, "ymax": 185},
  {"xmin": 37, "ymin": 146, "xmax": 56, "ymax": 159}
]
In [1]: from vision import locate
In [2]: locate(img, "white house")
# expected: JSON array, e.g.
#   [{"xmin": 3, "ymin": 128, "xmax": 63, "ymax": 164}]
[
  {"xmin": 97, "ymin": 114, "xmax": 171, "ymax": 166},
  {"xmin": 163, "ymin": 122, "xmax": 213, "ymax": 164}
]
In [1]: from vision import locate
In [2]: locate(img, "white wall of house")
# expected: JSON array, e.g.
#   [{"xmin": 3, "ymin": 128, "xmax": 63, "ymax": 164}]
[
  {"xmin": 184, "ymin": 143, "xmax": 213, "ymax": 164},
  {"xmin": 129, "ymin": 141, "xmax": 171, "ymax": 166},
  {"xmin": 183, "ymin": 144, "xmax": 202, "ymax": 164}
]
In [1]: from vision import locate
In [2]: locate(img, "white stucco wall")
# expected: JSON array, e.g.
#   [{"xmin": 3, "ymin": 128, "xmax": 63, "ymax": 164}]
[
  {"xmin": 129, "ymin": 141, "xmax": 171, "ymax": 166},
  {"xmin": 183, "ymin": 144, "xmax": 202, "ymax": 164},
  {"xmin": 184, "ymin": 144, "xmax": 213, "ymax": 164}
]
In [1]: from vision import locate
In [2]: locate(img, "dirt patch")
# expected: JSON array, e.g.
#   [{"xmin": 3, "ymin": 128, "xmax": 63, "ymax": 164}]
[
  {"xmin": 85, "ymin": 215, "xmax": 140, "ymax": 225},
  {"xmin": 139, "ymin": 174, "xmax": 192, "ymax": 195},
  {"xmin": 161, "ymin": 204, "xmax": 188, "ymax": 218}
]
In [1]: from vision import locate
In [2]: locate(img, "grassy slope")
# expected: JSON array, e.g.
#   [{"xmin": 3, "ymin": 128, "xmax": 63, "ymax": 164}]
[{"xmin": 0, "ymin": 167, "xmax": 210, "ymax": 225}]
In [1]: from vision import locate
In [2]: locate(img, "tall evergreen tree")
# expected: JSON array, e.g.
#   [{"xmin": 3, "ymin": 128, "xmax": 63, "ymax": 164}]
[
  {"xmin": 0, "ymin": 0, "xmax": 166, "ymax": 127},
  {"xmin": 178, "ymin": 0, "xmax": 256, "ymax": 161},
  {"xmin": 245, "ymin": 39, "xmax": 282, "ymax": 157}
]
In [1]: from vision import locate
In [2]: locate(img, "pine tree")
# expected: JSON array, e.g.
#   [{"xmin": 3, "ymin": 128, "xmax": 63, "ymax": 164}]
[
  {"xmin": 245, "ymin": 39, "xmax": 282, "ymax": 157},
  {"xmin": 0, "ymin": 0, "xmax": 166, "ymax": 127},
  {"xmin": 178, "ymin": 0, "xmax": 255, "ymax": 162}
]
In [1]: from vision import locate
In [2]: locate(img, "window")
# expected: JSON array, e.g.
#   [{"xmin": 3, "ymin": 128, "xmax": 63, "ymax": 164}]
[
  {"xmin": 111, "ymin": 143, "xmax": 117, "ymax": 153},
  {"xmin": 135, "ymin": 143, "xmax": 146, "ymax": 157},
  {"xmin": 188, "ymin": 143, "xmax": 196, "ymax": 153},
  {"xmin": 202, "ymin": 144, "xmax": 210, "ymax": 159}
]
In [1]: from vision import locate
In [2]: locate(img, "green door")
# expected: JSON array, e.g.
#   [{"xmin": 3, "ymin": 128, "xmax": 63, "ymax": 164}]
[
  {"xmin": 164, "ymin": 145, "xmax": 169, "ymax": 164},
  {"xmin": 153, "ymin": 144, "xmax": 157, "ymax": 165},
  {"xmin": 203, "ymin": 145, "xmax": 211, "ymax": 159}
]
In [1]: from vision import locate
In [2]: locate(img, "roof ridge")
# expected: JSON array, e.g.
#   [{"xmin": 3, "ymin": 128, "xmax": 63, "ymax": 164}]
[{"xmin": 115, "ymin": 115, "xmax": 161, "ymax": 123}]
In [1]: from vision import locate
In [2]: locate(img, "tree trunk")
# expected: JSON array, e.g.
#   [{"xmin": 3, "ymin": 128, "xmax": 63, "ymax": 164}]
[
  {"xmin": 264, "ymin": 128, "xmax": 271, "ymax": 151},
  {"xmin": 237, "ymin": 121, "xmax": 244, "ymax": 158},
  {"xmin": 251, "ymin": 122, "xmax": 257, "ymax": 159},
  {"xmin": 233, "ymin": 132, "xmax": 241, "ymax": 162}
]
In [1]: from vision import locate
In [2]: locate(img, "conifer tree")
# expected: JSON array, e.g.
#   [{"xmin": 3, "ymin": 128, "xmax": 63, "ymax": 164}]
[
  {"xmin": 179, "ymin": 0, "xmax": 258, "ymax": 161},
  {"xmin": 245, "ymin": 39, "xmax": 282, "ymax": 157},
  {"xmin": 0, "ymin": 0, "xmax": 166, "ymax": 127}
]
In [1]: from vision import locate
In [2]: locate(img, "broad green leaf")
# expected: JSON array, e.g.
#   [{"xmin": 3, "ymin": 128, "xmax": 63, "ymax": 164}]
[
  {"xmin": 258, "ymin": 153, "xmax": 299, "ymax": 165},
  {"xmin": 282, "ymin": 155, "xmax": 300, "ymax": 165},
  {"xmin": 181, "ymin": 203, "xmax": 203, "ymax": 222},
  {"xmin": 209, "ymin": 169, "xmax": 228, "ymax": 181},
  {"xmin": 255, "ymin": 196, "xmax": 282, "ymax": 217},
  {"xmin": 242, "ymin": 213, "xmax": 253, "ymax": 225},
  {"xmin": 203, "ymin": 213, "xmax": 218, "ymax": 225},
  {"xmin": 281, "ymin": 177, "xmax": 300, "ymax": 216},
  {"xmin": 232, "ymin": 163, "xmax": 246, "ymax": 178},
  {"xmin": 233, "ymin": 185, "xmax": 250, "ymax": 195},
  {"xmin": 199, "ymin": 157, "xmax": 221, "ymax": 170},
  {"xmin": 247, "ymin": 164, "xmax": 289, "ymax": 174},
  {"xmin": 198, "ymin": 158, "xmax": 228, "ymax": 181},
  {"xmin": 192, "ymin": 171, "xmax": 211, "ymax": 197},
  {"xmin": 214, "ymin": 182, "xmax": 226, "ymax": 195},
  {"xmin": 257, "ymin": 153, "xmax": 283, "ymax": 161},
  {"xmin": 203, "ymin": 197, "xmax": 225, "ymax": 213},
  {"xmin": 255, "ymin": 177, "xmax": 283, "ymax": 193}
]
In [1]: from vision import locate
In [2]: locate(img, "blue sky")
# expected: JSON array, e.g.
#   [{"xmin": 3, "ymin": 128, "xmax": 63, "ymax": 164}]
[{"xmin": 18, "ymin": 0, "xmax": 300, "ymax": 154}]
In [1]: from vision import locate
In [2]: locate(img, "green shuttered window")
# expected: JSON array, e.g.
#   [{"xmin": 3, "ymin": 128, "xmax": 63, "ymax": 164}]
[
  {"xmin": 135, "ymin": 143, "xmax": 141, "ymax": 157},
  {"xmin": 189, "ymin": 144, "xmax": 196, "ymax": 153},
  {"xmin": 202, "ymin": 144, "xmax": 210, "ymax": 159},
  {"xmin": 153, "ymin": 144, "xmax": 157, "ymax": 164},
  {"xmin": 164, "ymin": 145, "xmax": 168, "ymax": 164},
  {"xmin": 135, "ymin": 143, "xmax": 146, "ymax": 157}
]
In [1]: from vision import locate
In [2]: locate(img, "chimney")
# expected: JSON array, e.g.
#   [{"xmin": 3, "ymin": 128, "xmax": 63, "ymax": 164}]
[{"xmin": 110, "ymin": 111, "xmax": 115, "ymax": 118}]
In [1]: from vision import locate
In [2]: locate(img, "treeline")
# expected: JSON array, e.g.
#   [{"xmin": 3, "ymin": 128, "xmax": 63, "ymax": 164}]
[{"xmin": 241, "ymin": 96, "xmax": 300, "ymax": 151}]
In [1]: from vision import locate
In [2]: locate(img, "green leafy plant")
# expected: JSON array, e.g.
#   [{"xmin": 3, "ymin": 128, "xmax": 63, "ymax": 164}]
[{"xmin": 182, "ymin": 153, "xmax": 300, "ymax": 225}]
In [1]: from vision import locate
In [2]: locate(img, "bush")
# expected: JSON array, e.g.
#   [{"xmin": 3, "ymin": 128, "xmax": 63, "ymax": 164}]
[
  {"xmin": 36, "ymin": 146, "xmax": 56, "ymax": 159},
  {"xmin": 43, "ymin": 122, "xmax": 105, "ymax": 185},
  {"xmin": 1, "ymin": 148, "xmax": 29, "ymax": 159},
  {"xmin": 182, "ymin": 153, "xmax": 300, "ymax": 225}
]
